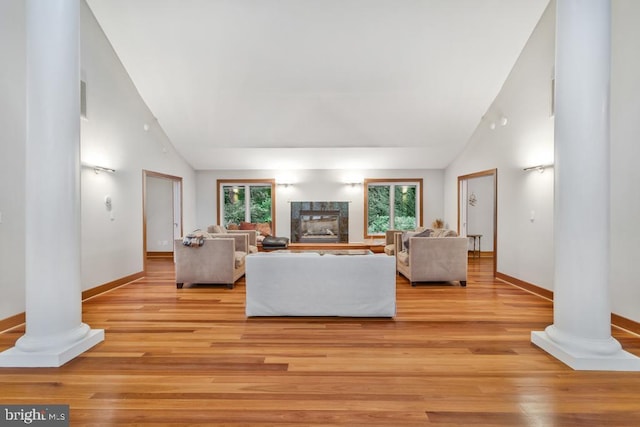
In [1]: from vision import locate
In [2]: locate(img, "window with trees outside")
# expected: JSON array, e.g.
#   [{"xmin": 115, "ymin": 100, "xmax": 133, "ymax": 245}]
[
  {"xmin": 217, "ymin": 179, "xmax": 275, "ymax": 228},
  {"xmin": 364, "ymin": 178, "xmax": 423, "ymax": 237}
]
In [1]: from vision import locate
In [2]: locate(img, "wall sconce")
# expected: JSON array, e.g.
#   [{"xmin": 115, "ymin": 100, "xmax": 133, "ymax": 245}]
[
  {"xmin": 523, "ymin": 164, "xmax": 553, "ymax": 173},
  {"xmin": 278, "ymin": 182, "xmax": 293, "ymax": 188},
  {"xmin": 346, "ymin": 181, "xmax": 362, "ymax": 188},
  {"xmin": 82, "ymin": 163, "xmax": 116, "ymax": 174},
  {"xmin": 92, "ymin": 165, "xmax": 116, "ymax": 174}
]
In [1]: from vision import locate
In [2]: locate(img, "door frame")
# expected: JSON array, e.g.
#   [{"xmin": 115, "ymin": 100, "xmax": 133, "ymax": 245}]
[
  {"xmin": 457, "ymin": 168, "xmax": 497, "ymax": 276},
  {"xmin": 142, "ymin": 170, "xmax": 183, "ymax": 272}
]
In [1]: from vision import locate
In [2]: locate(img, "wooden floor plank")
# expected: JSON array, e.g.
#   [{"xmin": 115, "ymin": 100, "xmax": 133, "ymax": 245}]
[{"xmin": 1, "ymin": 257, "xmax": 640, "ymax": 426}]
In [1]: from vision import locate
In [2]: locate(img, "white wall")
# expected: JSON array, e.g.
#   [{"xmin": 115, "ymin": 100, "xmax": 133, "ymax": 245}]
[
  {"xmin": 79, "ymin": 0, "xmax": 196, "ymax": 289},
  {"xmin": 0, "ymin": 1, "xmax": 197, "ymax": 320},
  {"xmin": 446, "ymin": 0, "xmax": 640, "ymax": 324},
  {"xmin": 445, "ymin": 1, "xmax": 556, "ymax": 290},
  {"xmin": 466, "ymin": 175, "xmax": 494, "ymax": 252},
  {"xmin": 0, "ymin": 0, "xmax": 26, "ymax": 320},
  {"xmin": 610, "ymin": 0, "xmax": 640, "ymax": 322},
  {"xmin": 145, "ymin": 176, "xmax": 175, "ymax": 252},
  {"xmin": 196, "ymin": 169, "xmax": 444, "ymax": 241}
]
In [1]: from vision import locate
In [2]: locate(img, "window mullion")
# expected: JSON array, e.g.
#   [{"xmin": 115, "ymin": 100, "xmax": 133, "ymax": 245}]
[
  {"xmin": 389, "ymin": 184, "xmax": 395, "ymax": 229},
  {"xmin": 244, "ymin": 185, "xmax": 251, "ymax": 222}
]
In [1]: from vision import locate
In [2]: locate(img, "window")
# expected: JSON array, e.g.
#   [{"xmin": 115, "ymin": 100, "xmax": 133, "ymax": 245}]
[
  {"xmin": 364, "ymin": 178, "xmax": 423, "ymax": 237},
  {"xmin": 217, "ymin": 179, "xmax": 275, "ymax": 229}
]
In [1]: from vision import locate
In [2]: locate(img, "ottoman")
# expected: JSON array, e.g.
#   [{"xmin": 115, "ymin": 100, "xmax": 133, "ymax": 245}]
[{"xmin": 261, "ymin": 236, "xmax": 289, "ymax": 250}]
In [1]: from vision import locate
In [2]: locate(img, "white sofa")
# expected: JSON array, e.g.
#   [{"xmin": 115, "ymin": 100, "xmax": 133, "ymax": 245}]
[{"xmin": 245, "ymin": 251, "xmax": 396, "ymax": 317}]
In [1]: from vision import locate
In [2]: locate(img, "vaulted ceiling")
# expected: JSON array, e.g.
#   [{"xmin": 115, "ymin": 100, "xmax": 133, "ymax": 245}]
[{"xmin": 86, "ymin": 0, "xmax": 549, "ymax": 170}]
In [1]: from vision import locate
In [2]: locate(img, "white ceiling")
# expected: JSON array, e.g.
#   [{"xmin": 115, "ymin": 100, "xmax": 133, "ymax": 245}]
[{"xmin": 86, "ymin": 0, "xmax": 549, "ymax": 170}]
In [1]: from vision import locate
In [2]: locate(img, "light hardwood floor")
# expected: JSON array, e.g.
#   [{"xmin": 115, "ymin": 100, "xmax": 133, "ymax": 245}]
[{"xmin": 1, "ymin": 257, "xmax": 640, "ymax": 426}]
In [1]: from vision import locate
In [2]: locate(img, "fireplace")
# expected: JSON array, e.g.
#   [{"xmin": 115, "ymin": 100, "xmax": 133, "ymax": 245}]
[{"xmin": 291, "ymin": 202, "xmax": 349, "ymax": 243}]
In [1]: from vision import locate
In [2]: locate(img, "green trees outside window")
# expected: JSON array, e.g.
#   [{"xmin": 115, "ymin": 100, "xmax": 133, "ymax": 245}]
[
  {"xmin": 221, "ymin": 183, "xmax": 272, "ymax": 226},
  {"xmin": 366, "ymin": 180, "xmax": 421, "ymax": 236}
]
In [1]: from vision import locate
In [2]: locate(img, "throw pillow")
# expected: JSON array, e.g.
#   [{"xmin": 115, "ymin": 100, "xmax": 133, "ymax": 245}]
[
  {"xmin": 240, "ymin": 221, "xmax": 257, "ymax": 230},
  {"xmin": 210, "ymin": 225, "xmax": 226, "ymax": 234},
  {"xmin": 227, "ymin": 223, "xmax": 239, "ymax": 230},
  {"xmin": 416, "ymin": 228, "xmax": 433, "ymax": 238},
  {"xmin": 256, "ymin": 222, "xmax": 272, "ymax": 237},
  {"xmin": 402, "ymin": 228, "xmax": 433, "ymax": 252},
  {"xmin": 402, "ymin": 231, "xmax": 418, "ymax": 252}
]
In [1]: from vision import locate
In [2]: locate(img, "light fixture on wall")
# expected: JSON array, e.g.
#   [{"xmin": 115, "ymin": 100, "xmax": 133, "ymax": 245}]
[
  {"xmin": 82, "ymin": 163, "xmax": 116, "ymax": 174},
  {"xmin": 523, "ymin": 164, "xmax": 553, "ymax": 173},
  {"xmin": 93, "ymin": 165, "xmax": 115, "ymax": 174},
  {"xmin": 344, "ymin": 176, "xmax": 363, "ymax": 187}
]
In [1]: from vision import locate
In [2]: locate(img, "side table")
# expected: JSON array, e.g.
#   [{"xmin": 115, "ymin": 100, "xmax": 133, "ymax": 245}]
[{"xmin": 467, "ymin": 234, "xmax": 482, "ymax": 258}]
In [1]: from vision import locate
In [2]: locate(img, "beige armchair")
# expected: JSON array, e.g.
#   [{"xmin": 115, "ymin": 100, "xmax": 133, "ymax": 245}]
[
  {"xmin": 384, "ymin": 230, "xmax": 402, "ymax": 255},
  {"xmin": 207, "ymin": 225, "xmax": 258, "ymax": 253},
  {"xmin": 174, "ymin": 233, "xmax": 249, "ymax": 289},
  {"xmin": 383, "ymin": 227, "xmax": 428, "ymax": 256},
  {"xmin": 394, "ymin": 232, "xmax": 468, "ymax": 286}
]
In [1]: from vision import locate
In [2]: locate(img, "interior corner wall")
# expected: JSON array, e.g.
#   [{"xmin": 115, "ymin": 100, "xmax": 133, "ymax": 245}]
[
  {"xmin": 445, "ymin": 0, "xmax": 640, "ymax": 324},
  {"xmin": 196, "ymin": 169, "xmax": 444, "ymax": 241},
  {"xmin": 610, "ymin": 0, "xmax": 640, "ymax": 322},
  {"xmin": 79, "ymin": 0, "xmax": 196, "ymax": 290},
  {"xmin": 444, "ymin": 1, "xmax": 556, "ymax": 291},
  {"xmin": 0, "ymin": 0, "xmax": 26, "ymax": 320},
  {"xmin": 0, "ymin": 1, "xmax": 197, "ymax": 321}
]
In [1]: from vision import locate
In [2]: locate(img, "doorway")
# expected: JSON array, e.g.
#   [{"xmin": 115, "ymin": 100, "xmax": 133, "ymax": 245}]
[
  {"xmin": 143, "ymin": 170, "xmax": 183, "ymax": 271},
  {"xmin": 458, "ymin": 169, "xmax": 497, "ymax": 276}
]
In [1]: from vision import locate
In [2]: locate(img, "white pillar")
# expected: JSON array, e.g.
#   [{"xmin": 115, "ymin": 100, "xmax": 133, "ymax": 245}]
[
  {"xmin": 0, "ymin": 0, "xmax": 104, "ymax": 367},
  {"xmin": 531, "ymin": 0, "xmax": 640, "ymax": 370}
]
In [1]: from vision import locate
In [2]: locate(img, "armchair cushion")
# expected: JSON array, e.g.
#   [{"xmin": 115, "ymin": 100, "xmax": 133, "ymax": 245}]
[{"xmin": 234, "ymin": 251, "xmax": 247, "ymax": 268}]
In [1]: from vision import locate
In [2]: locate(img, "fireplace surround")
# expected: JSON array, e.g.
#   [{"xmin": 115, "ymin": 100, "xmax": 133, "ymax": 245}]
[{"xmin": 290, "ymin": 201, "xmax": 349, "ymax": 243}]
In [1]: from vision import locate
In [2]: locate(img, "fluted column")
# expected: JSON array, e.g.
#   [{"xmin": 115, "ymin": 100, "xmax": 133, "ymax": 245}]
[
  {"xmin": 531, "ymin": 0, "xmax": 640, "ymax": 370},
  {"xmin": 0, "ymin": 0, "xmax": 104, "ymax": 367}
]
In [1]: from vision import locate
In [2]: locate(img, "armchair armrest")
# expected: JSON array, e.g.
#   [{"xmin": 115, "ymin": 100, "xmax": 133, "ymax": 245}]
[
  {"xmin": 229, "ymin": 229, "xmax": 257, "ymax": 246},
  {"xmin": 386, "ymin": 229, "xmax": 403, "ymax": 246},
  {"xmin": 208, "ymin": 233, "xmax": 249, "ymax": 253},
  {"xmin": 394, "ymin": 231, "xmax": 404, "ymax": 253}
]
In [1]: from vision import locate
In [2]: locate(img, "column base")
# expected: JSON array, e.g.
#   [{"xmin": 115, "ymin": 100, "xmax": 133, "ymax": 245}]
[
  {"xmin": 532, "ymin": 330, "xmax": 640, "ymax": 371},
  {"xmin": 0, "ymin": 329, "xmax": 104, "ymax": 367}
]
